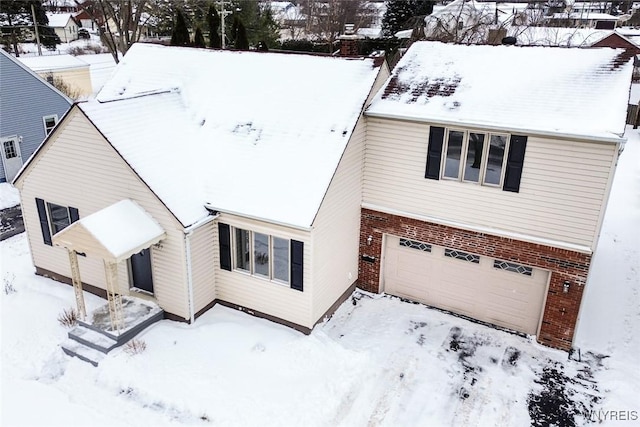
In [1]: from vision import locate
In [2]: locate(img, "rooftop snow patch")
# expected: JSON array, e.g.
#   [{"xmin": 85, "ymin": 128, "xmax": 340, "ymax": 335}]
[
  {"xmin": 367, "ymin": 41, "xmax": 633, "ymax": 141},
  {"xmin": 86, "ymin": 43, "xmax": 381, "ymax": 228},
  {"xmin": 18, "ymin": 54, "xmax": 89, "ymax": 71}
]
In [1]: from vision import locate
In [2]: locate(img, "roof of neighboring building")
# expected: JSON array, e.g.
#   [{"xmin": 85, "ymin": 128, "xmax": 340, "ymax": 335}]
[
  {"xmin": 76, "ymin": 43, "xmax": 382, "ymax": 228},
  {"xmin": 46, "ymin": 12, "xmax": 75, "ymax": 27},
  {"xmin": 508, "ymin": 26, "xmax": 612, "ymax": 46},
  {"xmin": 366, "ymin": 41, "xmax": 632, "ymax": 142},
  {"xmin": 17, "ymin": 54, "xmax": 89, "ymax": 72}
]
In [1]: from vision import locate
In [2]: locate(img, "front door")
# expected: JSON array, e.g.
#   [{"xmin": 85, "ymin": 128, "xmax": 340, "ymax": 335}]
[
  {"xmin": 130, "ymin": 248, "xmax": 154, "ymax": 294},
  {"xmin": 1, "ymin": 136, "xmax": 23, "ymax": 182}
]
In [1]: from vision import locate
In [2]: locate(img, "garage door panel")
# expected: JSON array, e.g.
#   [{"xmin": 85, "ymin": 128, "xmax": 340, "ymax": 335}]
[{"xmin": 383, "ymin": 235, "xmax": 549, "ymax": 335}]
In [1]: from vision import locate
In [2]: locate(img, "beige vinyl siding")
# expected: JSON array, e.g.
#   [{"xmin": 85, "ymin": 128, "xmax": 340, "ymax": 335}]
[
  {"xmin": 364, "ymin": 117, "xmax": 617, "ymax": 249},
  {"xmin": 16, "ymin": 107, "xmax": 190, "ymax": 318},
  {"xmin": 189, "ymin": 220, "xmax": 216, "ymax": 315},
  {"xmin": 35, "ymin": 68, "xmax": 93, "ymax": 97},
  {"xmin": 214, "ymin": 214, "xmax": 313, "ymax": 328},
  {"xmin": 310, "ymin": 117, "xmax": 366, "ymax": 322}
]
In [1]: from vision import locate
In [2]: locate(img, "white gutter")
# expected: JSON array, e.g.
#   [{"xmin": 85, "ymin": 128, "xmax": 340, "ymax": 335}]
[
  {"xmin": 364, "ymin": 111, "xmax": 626, "ymax": 145},
  {"xmin": 204, "ymin": 205, "xmax": 312, "ymax": 232},
  {"xmin": 184, "ymin": 213, "xmax": 219, "ymax": 323},
  {"xmin": 362, "ymin": 202, "xmax": 593, "ymax": 254}
]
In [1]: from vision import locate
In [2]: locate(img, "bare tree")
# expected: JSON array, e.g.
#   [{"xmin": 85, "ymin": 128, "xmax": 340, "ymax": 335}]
[
  {"xmin": 76, "ymin": 0, "xmax": 151, "ymax": 64},
  {"xmin": 300, "ymin": 0, "xmax": 377, "ymax": 49}
]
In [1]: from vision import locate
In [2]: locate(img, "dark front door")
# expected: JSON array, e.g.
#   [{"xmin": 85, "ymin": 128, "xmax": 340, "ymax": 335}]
[{"xmin": 130, "ymin": 248, "xmax": 153, "ymax": 294}]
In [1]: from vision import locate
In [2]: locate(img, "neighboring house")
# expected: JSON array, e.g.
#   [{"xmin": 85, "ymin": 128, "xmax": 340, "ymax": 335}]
[
  {"xmin": 0, "ymin": 49, "xmax": 72, "ymax": 183},
  {"xmin": 46, "ymin": 12, "xmax": 79, "ymax": 43},
  {"xmin": 18, "ymin": 54, "xmax": 93, "ymax": 98},
  {"xmin": 361, "ymin": 41, "xmax": 632, "ymax": 351},
  {"xmin": 545, "ymin": 11, "xmax": 620, "ymax": 29},
  {"xmin": 13, "ymin": 43, "xmax": 389, "ymax": 335},
  {"xmin": 74, "ymin": 9, "xmax": 97, "ymax": 31}
]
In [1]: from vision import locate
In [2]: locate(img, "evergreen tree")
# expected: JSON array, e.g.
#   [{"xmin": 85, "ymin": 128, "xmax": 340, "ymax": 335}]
[
  {"xmin": 206, "ymin": 3, "xmax": 221, "ymax": 48},
  {"xmin": 171, "ymin": 9, "xmax": 191, "ymax": 46},
  {"xmin": 382, "ymin": 0, "xmax": 435, "ymax": 37},
  {"xmin": 232, "ymin": 15, "xmax": 249, "ymax": 50},
  {"xmin": 0, "ymin": 0, "xmax": 58, "ymax": 55},
  {"xmin": 194, "ymin": 26, "xmax": 205, "ymax": 48}
]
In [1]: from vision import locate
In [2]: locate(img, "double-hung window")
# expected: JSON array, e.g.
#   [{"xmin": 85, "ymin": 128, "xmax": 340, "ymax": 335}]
[
  {"xmin": 426, "ymin": 126, "xmax": 527, "ymax": 193},
  {"xmin": 43, "ymin": 115, "xmax": 58, "ymax": 135},
  {"xmin": 218, "ymin": 223, "xmax": 302, "ymax": 291},
  {"xmin": 442, "ymin": 129, "xmax": 508, "ymax": 187},
  {"xmin": 35, "ymin": 198, "xmax": 79, "ymax": 246}
]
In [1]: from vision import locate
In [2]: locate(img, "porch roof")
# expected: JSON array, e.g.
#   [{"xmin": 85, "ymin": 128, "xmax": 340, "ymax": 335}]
[{"xmin": 52, "ymin": 199, "xmax": 165, "ymax": 263}]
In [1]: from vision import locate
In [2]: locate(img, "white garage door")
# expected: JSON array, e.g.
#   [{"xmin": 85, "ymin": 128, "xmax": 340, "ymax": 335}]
[{"xmin": 383, "ymin": 235, "xmax": 549, "ymax": 335}]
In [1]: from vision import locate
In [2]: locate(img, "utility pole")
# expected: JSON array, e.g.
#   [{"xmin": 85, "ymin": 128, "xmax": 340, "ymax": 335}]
[
  {"xmin": 221, "ymin": 0, "xmax": 225, "ymax": 49},
  {"xmin": 31, "ymin": 3, "xmax": 42, "ymax": 56}
]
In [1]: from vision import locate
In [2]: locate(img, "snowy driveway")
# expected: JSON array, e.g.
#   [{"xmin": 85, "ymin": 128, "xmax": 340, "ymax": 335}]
[{"xmin": 1, "ymin": 231, "xmax": 609, "ymax": 427}]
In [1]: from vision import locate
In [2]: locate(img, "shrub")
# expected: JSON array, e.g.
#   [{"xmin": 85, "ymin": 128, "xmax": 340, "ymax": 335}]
[
  {"xmin": 3, "ymin": 273, "xmax": 16, "ymax": 295},
  {"xmin": 123, "ymin": 338, "xmax": 147, "ymax": 355},
  {"xmin": 57, "ymin": 307, "xmax": 78, "ymax": 328}
]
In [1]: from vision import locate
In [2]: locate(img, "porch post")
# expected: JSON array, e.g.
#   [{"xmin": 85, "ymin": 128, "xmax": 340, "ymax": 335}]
[
  {"xmin": 103, "ymin": 260, "xmax": 124, "ymax": 333},
  {"xmin": 68, "ymin": 249, "xmax": 87, "ymax": 320}
]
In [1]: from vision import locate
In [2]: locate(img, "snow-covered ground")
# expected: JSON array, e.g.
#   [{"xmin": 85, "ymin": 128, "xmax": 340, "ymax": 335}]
[
  {"xmin": 0, "ymin": 184, "xmax": 20, "ymax": 210},
  {"xmin": 1, "ymin": 127, "xmax": 638, "ymax": 426}
]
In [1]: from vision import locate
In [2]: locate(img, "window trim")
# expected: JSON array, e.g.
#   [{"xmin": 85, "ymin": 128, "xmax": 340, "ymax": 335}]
[
  {"xmin": 231, "ymin": 226, "xmax": 291, "ymax": 286},
  {"xmin": 440, "ymin": 127, "xmax": 510, "ymax": 188},
  {"xmin": 35, "ymin": 198, "xmax": 79, "ymax": 246},
  {"xmin": 43, "ymin": 114, "xmax": 59, "ymax": 135}
]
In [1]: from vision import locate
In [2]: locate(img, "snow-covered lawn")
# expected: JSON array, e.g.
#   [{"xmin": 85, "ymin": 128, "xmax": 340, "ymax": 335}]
[{"xmin": 1, "ymin": 127, "xmax": 638, "ymax": 426}]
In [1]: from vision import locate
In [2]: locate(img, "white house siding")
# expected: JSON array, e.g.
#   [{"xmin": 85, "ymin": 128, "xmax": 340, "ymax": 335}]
[
  {"xmin": 363, "ymin": 117, "xmax": 618, "ymax": 250},
  {"xmin": 16, "ymin": 108, "xmax": 190, "ymax": 319},
  {"xmin": 189, "ymin": 220, "xmax": 216, "ymax": 315},
  {"xmin": 214, "ymin": 214, "xmax": 313, "ymax": 329},
  {"xmin": 310, "ymin": 117, "xmax": 366, "ymax": 322}
]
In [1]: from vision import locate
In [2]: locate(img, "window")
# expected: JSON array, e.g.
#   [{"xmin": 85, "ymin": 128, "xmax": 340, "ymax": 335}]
[
  {"xmin": 225, "ymin": 226, "xmax": 299, "ymax": 288},
  {"xmin": 493, "ymin": 260, "xmax": 533, "ymax": 276},
  {"xmin": 444, "ymin": 248, "xmax": 480, "ymax": 264},
  {"xmin": 399, "ymin": 238, "xmax": 432, "ymax": 252},
  {"xmin": 425, "ymin": 126, "xmax": 527, "ymax": 193},
  {"xmin": 3, "ymin": 138, "xmax": 17, "ymax": 159},
  {"xmin": 47, "ymin": 202, "xmax": 71, "ymax": 234},
  {"xmin": 35, "ymin": 198, "xmax": 79, "ymax": 246},
  {"xmin": 442, "ymin": 129, "xmax": 509, "ymax": 187},
  {"xmin": 43, "ymin": 115, "xmax": 58, "ymax": 135}
]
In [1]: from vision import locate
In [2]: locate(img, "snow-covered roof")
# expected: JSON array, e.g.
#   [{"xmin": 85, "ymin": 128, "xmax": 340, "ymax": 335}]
[
  {"xmin": 366, "ymin": 41, "xmax": 632, "ymax": 142},
  {"xmin": 551, "ymin": 12, "xmax": 619, "ymax": 20},
  {"xmin": 509, "ymin": 26, "xmax": 612, "ymax": 47},
  {"xmin": 18, "ymin": 54, "xmax": 89, "ymax": 72},
  {"xmin": 52, "ymin": 199, "xmax": 165, "ymax": 262},
  {"xmin": 46, "ymin": 13, "xmax": 74, "ymax": 28},
  {"xmin": 81, "ymin": 43, "xmax": 381, "ymax": 228}
]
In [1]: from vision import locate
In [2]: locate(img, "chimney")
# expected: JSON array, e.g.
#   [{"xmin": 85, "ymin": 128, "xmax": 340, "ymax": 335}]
[{"xmin": 339, "ymin": 23, "xmax": 360, "ymax": 57}]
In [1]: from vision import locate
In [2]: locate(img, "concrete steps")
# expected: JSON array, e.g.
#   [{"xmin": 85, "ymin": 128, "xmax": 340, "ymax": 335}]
[{"xmin": 60, "ymin": 297, "xmax": 163, "ymax": 366}]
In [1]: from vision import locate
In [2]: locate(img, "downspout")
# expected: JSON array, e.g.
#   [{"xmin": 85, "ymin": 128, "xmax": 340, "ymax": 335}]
[{"xmin": 184, "ymin": 212, "xmax": 219, "ymax": 324}]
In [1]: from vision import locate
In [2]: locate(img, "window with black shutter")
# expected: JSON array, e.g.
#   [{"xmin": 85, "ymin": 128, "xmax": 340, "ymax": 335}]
[
  {"xmin": 290, "ymin": 240, "xmax": 304, "ymax": 292},
  {"xmin": 35, "ymin": 198, "xmax": 78, "ymax": 246},
  {"xmin": 425, "ymin": 126, "xmax": 444, "ymax": 180},
  {"xmin": 218, "ymin": 223, "xmax": 232, "ymax": 271},
  {"xmin": 503, "ymin": 135, "xmax": 527, "ymax": 193}
]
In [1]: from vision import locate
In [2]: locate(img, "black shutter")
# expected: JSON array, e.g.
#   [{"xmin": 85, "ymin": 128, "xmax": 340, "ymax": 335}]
[
  {"xmin": 69, "ymin": 207, "xmax": 79, "ymax": 223},
  {"xmin": 290, "ymin": 240, "xmax": 304, "ymax": 292},
  {"xmin": 425, "ymin": 126, "xmax": 445, "ymax": 180},
  {"xmin": 35, "ymin": 198, "xmax": 52, "ymax": 246},
  {"xmin": 218, "ymin": 223, "xmax": 232, "ymax": 271},
  {"xmin": 503, "ymin": 135, "xmax": 528, "ymax": 193}
]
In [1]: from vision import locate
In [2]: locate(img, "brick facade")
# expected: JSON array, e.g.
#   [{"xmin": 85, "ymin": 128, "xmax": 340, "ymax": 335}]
[{"xmin": 358, "ymin": 208, "xmax": 592, "ymax": 351}]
